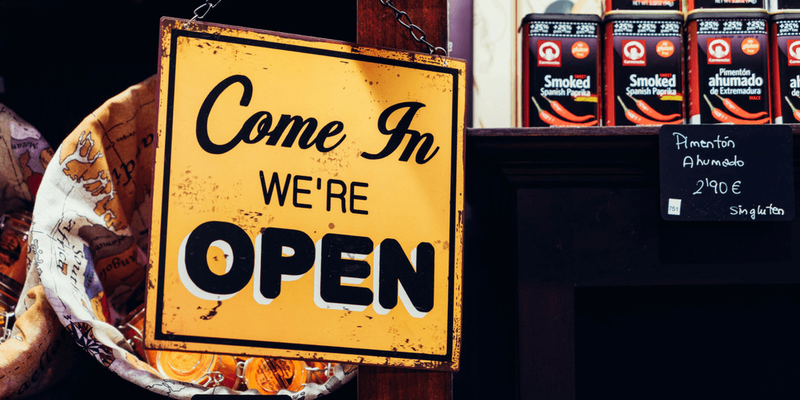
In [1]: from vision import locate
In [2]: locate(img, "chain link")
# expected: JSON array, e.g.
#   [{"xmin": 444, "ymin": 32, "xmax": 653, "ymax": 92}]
[
  {"xmin": 378, "ymin": 0, "xmax": 448, "ymax": 56},
  {"xmin": 185, "ymin": 0, "xmax": 223, "ymax": 26},
  {"xmin": 180, "ymin": 0, "xmax": 448, "ymax": 58}
]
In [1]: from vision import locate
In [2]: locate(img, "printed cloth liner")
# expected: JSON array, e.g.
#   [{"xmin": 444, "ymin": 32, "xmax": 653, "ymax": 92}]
[
  {"xmin": 23, "ymin": 76, "xmax": 354, "ymax": 398},
  {"xmin": 0, "ymin": 105, "xmax": 82, "ymax": 399}
]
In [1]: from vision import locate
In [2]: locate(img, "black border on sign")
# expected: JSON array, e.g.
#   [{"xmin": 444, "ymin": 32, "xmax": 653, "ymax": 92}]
[{"xmin": 154, "ymin": 26, "xmax": 461, "ymax": 363}]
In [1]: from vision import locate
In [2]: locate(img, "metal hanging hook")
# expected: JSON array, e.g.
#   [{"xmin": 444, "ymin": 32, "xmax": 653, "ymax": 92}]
[{"xmin": 184, "ymin": 0, "xmax": 224, "ymax": 28}]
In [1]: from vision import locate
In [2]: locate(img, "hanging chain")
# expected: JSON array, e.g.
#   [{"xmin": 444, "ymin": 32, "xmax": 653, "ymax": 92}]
[
  {"xmin": 185, "ymin": 0, "xmax": 223, "ymax": 26},
  {"xmin": 378, "ymin": 0, "xmax": 448, "ymax": 57},
  {"xmin": 181, "ymin": 1, "xmax": 448, "ymax": 57}
]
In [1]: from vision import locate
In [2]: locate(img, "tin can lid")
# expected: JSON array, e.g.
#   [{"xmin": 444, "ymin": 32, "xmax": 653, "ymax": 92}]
[
  {"xmin": 603, "ymin": 10, "xmax": 685, "ymax": 22},
  {"xmin": 521, "ymin": 13, "xmax": 602, "ymax": 26},
  {"xmin": 770, "ymin": 11, "xmax": 800, "ymax": 21},
  {"xmin": 686, "ymin": 8, "xmax": 769, "ymax": 22},
  {"xmin": 155, "ymin": 351, "xmax": 220, "ymax": 383},
  {"xmin": 243, "ymin": 358, "xmax": 308, "ymax": 395}
]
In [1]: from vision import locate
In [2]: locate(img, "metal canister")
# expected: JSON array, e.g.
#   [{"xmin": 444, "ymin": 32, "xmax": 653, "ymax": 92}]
[
  {"xmin": 686, "ymin": 10, "xmax": 771, "ymax": 124},
  {"xmin": 605, "ymin": 0, "xmax": 681, "ymax": 12},
  {"xmin": 521, "ymin": 13, "xmax": 602, "ymax": 127},
  {"xmin": 770, "ymin": 12, "xmax": 800, "ymax": 124},
  {"xmin": 242, "ymin": 357, "xmax": 308, "ymax": 395},
  {"xmin": 604, "ymin": 11, "xmax": 685, "ymax": 126},
  {"xmin": 0, "ymin": 209, "xmax": 32, "ymax": 312}
]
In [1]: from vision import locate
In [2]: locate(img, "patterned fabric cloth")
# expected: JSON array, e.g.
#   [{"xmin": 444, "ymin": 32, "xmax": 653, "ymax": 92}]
[
  {"xmin": 0, "ymin": 105, "xmax": 80, "ymax": 399},
  {"xmin": 27, "ymin": 76, "xmax": 354, "ymax": 398},
  {"xmin": 0, "ymin": 105, "xmax": 52, "ymax": 214}
]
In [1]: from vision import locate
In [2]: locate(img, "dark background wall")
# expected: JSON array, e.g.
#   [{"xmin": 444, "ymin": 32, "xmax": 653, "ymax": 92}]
[{"xmin": 0, "ymin": 0, "xmax": 356, "ymax": 150}]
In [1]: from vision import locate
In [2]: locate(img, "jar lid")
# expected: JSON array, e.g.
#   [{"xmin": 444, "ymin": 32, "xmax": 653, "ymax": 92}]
[
  {"xmin": 156, "ymin": 351, "xmax": 220, "ymax": 384},
  {"xmin": 243, "ymin": 358, "xmax": 308, "ymax": 394}
]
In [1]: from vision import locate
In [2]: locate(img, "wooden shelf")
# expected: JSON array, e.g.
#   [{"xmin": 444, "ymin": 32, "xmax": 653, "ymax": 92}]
[
  {"xmin": 467, "ymin": 126, "xmax": 800, "ymax": 184},
  {"xmin": 464, "ymin": 125, "xmax": 800, "ymax": 400}
]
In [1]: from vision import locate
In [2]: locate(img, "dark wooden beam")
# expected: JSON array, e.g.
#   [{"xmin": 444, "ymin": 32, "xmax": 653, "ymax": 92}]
[
  {"xmin": 357, "ymin": 0, "xmax": 448, "ymax": 53},
  {"xmin": 356, "ymin": 2, "xmax": 453, "ymax": 399},
  {"xmin": 358, "ymin": 366, "xmax": 453, "ymax": 400}
]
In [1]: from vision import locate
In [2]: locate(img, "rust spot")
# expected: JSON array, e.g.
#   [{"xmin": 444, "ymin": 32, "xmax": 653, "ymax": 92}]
[
  {"xmin": 199, "ymin": 301, "xmax": 223, "ymax": 320},
  {"xmin": 328, "ymin": 223, "xmax": 335, "ymax": 229}
]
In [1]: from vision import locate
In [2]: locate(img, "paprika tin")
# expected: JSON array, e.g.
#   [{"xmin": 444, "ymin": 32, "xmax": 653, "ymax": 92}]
[
  {"xmin": 521, "ymin": 13, "xmax": 602, "ymax": 127},
  {"xmin": 604, "ymin": 11, "xmax": 685, "ymax": 126},
  {"xmin": 605, "ymin": 0, "xmax": 681, "ymax": 12},
  {"xmin": 770, "ymin": 12, "xmax": 800, "ymax": 123},
  {"xmin": 686, "ymin": 10, "xmax": 771, "ymax": 124}
]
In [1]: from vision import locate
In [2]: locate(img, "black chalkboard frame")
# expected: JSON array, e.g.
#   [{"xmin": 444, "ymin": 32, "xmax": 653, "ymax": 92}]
[{"xmin": 659, "ymin": 124, "xmax": 794, "ymax": 221}]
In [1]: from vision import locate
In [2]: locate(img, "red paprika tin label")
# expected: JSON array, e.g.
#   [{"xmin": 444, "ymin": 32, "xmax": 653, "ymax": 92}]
[
  {"xmin": 687, "ymin": 0, "xmax": 765, "ymax": 11},
  {"xmin": 604, "ymin": 12, "xmax": 685, "ymax": 126},
  {"xmin": 687, "ymin": 10, "xmax": 771, "ymax": 124},
  {"xmin": 521, "ymin": 14, "xmax": 602, "ymax": 127},
  {"xmin": 606, "ymin": 0, "xmax": 681, "ymax": 12},
  {"xmin": 770, "ymin": 12, "xmax": 800, "ymax": 123}
]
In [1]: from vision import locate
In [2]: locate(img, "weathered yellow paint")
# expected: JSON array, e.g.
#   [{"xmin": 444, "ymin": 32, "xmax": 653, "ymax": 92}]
[{"xmin": 144, "ymin": 18, "xmax": 465, "ymax": 371}]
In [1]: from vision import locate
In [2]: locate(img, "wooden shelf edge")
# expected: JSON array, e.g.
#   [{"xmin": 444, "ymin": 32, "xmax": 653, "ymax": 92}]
[
  {"xmin": 466, "ymin": 125, "xmax": 800, "ymax": 184},
  {"xmin": 466, "ymin": 124, "xmax": 800, "ymax": 137}
]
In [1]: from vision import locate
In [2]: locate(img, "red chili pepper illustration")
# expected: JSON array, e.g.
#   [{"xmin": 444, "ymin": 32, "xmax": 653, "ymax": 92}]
[
  {"xmin": 703, "ymin": 95, "xmax": 769, "ymax": 124},
  {"xmin": 617, "ymin": 96, "xmax": 681, "ymax": 126},
  {"xmin": 627, "ymin": 94, "xmax": 682, "ymax": 122},
  {"xmin": 714, "ymin": 94, "xmax": 768, "ymax": 120},
  {"xmin": 531, "ymin": 97, "xmax": 597, "ymax": 126},
  {"xmin": 542, "ymin": 96, "xmax": 595, "ymax": 122},
  {"xmin": 784, "ymin": 96, "xmax": 800, "ymax": 122}
]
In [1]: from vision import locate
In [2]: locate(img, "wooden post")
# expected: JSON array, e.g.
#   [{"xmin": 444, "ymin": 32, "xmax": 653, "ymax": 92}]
[
  {"xmin": 357, "ymin": 0, "xmax": 448, "ymax": 53},
  {"xmin": 356, "ymin": 1, "xmax": 453, "ymax": 399}
]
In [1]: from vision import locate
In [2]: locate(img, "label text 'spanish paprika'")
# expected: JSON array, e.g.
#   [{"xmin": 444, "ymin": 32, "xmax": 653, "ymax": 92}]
[
  {"xmin": 604, "ymin": 11, "xmax": 685, "ymax": 126},
  {"xmin": 521, "ymin": 13, "xmax": 602, "ymax": 127}
]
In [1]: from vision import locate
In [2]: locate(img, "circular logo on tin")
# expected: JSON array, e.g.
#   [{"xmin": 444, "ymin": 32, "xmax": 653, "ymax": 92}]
[
  {"xmin": 741, "ymin": 38, "xmax": 760, "ymax": 56},
  {"xmin": 790, "ymin": 40, "xmax": 800, "ymax": 60},
  {"xmin": 656, "ymin": 40, "xmax": 674, "ymax": 58},
  {"xmin": 539, "ymin": 41, "xmax": 560, "ymax": 61},
  {"xmin": 571, "ymin": 41, "xmax": 590, "ymax": 59},
  {"xmin": 623, "ymin": 41, "xmax": 645, "ymax": 60},
  {"xmin": 708, "ymin": 39, "xmax": 730, "ymax": 59}
]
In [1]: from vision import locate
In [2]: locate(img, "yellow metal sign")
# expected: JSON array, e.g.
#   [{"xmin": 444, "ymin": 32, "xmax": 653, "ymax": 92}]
[{"xmin": 144, "ymin": 18, "xmax": 465, "ymax": 370}]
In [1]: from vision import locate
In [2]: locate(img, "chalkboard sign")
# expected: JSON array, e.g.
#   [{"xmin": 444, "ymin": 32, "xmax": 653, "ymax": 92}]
[{"xmin": 659, "ymin": 125, "xmax": 794, "ymax": 221}]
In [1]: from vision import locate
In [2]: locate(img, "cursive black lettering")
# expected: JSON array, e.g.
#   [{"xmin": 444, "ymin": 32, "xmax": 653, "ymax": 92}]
[
  {"xmin": 196, "ymin": 75, "xmax": 347, "ymax": 155},
  {"xmin": 362, "ymin": 102, "xmax": 439, "ymax": 164}
]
